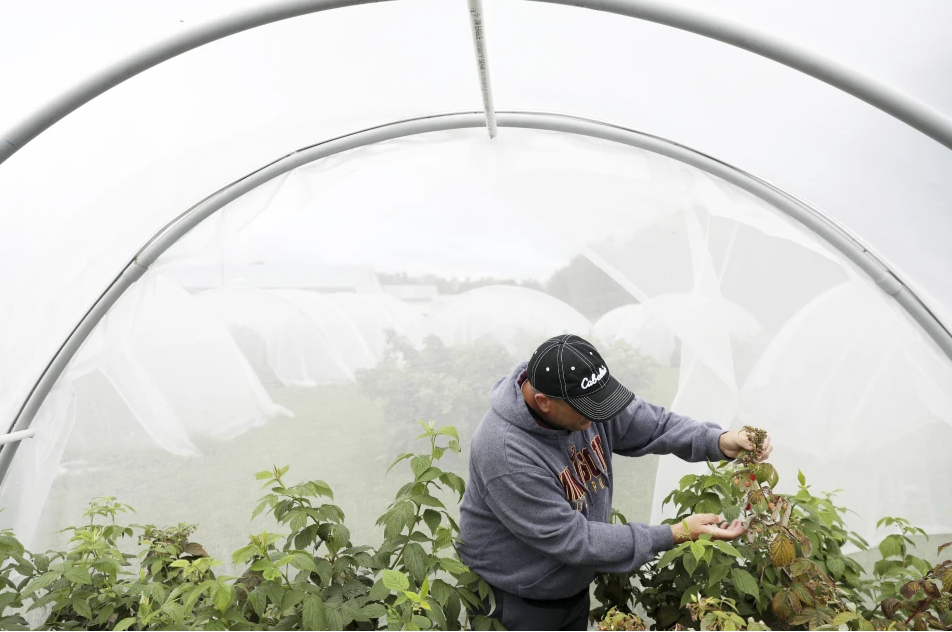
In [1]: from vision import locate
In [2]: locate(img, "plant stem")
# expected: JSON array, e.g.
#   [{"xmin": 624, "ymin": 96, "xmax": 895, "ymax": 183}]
[
  {"xmin": 903, "ymin": 597, "xmax": 931, "ymax": 626},
  {"xmin": 388, "ymin": 506, "xmax": 422, "ymax": 571}
]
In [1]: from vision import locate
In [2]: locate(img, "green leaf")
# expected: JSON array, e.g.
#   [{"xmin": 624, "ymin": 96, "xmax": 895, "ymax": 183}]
[
  {"xmin": 290, "ymin": 552, "xmax": 319, "ymax": 573},
  {"xmin": 683, "ymin": 552, "xmax": 699, "ymax": 576},
  {"xmin": 679, "ymin": 585, "xmax": 701, "ymax": 608},
  {"xmin": 690, "ymin": 541, "xmax": 706, "ymax": 562},
  {"xmin": 417, "ymin": 467, "xmax": 442, "ymax": 483},
  {"xmin": 63, "ymin": 565, "xmax": 91, "ymax": 585},
  {"xmin": 32, "ymin": 553, "xmax": 50, "ymax": 573},
  {"xmin": 422, "ymin": 509, "xmax": 441, "ymax": 534},
  {"xmin": 410, "ymin": 494, "xmax": 445, "ymax": 509},
  {"xmin": 367, "ymin": 578, "xmax": 390, "ymax": 601},
  {"xmin": 411, "ymin": 456, "xmax": 432, "ymax": 479},
  {"xmin": 93, "ymin": 603, "xmax": 115, "ymax": 626},
  {"xmin": 22, "ymin": 571, "xmax": 59, "ymax": 596},
  {"xmin": 879, "ymin": 534, "xmax": 903, "ymax": 559},
  {"xmin": 212, "ymin": 583, "xmax": 233, "ymax": 613},
  {"xmin": 429, "ymin": 579, "xmax": 453, "ymax": 607},
  {"xmin": 832, "ymin": 611, "xmax": 860, "ymax": 626},
  {"xmin": 713, "ymin": 540, "xmax": 742, "ymax": 558},
  {"xmin": 329, "ymin": 523, "xmax": 350, "ymax": 549},
  {"xmin": 303, "ymin": 594, "xmax": 327, "ymax": 630},
  {"xmin": 722, "ymin": 503, "xmax": 741, "ymax": 523},
  {"xmin": 797, "ymin": 470, "xmax": 806, "ymax": 486},
  {"xmin": 144, "ymin": 581, "xmax": 168, "ymax": 604},
  {"xmin": 289, "ymin": 510, "xmax": 308, "ymax": 533},
  {"xmin": 387, "ymin": 453, "xmax": 415, "ymax": 474},
  {"xmin": 382, "ymin": 569, "xmax": 410, "ymax": 591},
  {"xmin": 314, "ymin": 558, "xmax": 332, "ymax": 585},
  {"xmin": 708, "ymin": 563, "xmax": 731, "ymax": 587},
  {"xmin": 657, "ymin": 547, "xmax": 685, "ymax": 568},
  {"xmin": 731, "ymin": 568, "xmax": 759, "ymax": 597},
  {"xmin": 248, "ymin": 589, "xmax": 267, "ymax": 618},
  {"xmin": 438, "ymin": 557, "xmax": 467, "ymax": 575},
  {"xmin": 113, "ymin": 617, "xmax": 136, "ymax": 631},
  {"xmin": 437, "ymin": 426, "xmax": 459, "ymax": 441},
  {"xmin": 438, "ymin": 472, "xmax": 466, "ymax": 501},
  {"xmin": 403, "ymin": 543, "xmax": 429, "ymax": 584},
  {"xmin": 72, "ymin": 598, "xmax": 93, "ymax": 620},
  {"xmin": 362, "ymin": 603, "xmax": 387, "ymax": 619},
  {"xmin": 379, "ymin": 501, "xmax": 416, "ymax": 539},
  {"xmin": 827, "ymin": 555, "xmax": 845, "ymax": 577},
  {"xmin": 679, "ymin": 474, "xmax": 697, "ymax": 490},
  {"xmin": 695, "ymin": 497, "xmax": 722, "ymax": 515}
]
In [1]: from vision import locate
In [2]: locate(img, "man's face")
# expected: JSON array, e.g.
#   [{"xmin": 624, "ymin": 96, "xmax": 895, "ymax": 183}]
[{"xmin": 543, "ymin": 398, "xmax": 593, "ymax": 433}]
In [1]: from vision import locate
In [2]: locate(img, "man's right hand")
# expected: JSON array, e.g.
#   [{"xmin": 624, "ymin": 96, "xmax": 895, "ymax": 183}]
[{"xmin": 670, "ymin": 514, "xmax": 746, "ymax": 543}]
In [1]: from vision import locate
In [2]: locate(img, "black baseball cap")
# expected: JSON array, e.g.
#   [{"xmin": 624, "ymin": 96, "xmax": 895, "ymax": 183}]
[{"xmin": 526, "ymin": 334, "xmax": 635, "ymax": 422}]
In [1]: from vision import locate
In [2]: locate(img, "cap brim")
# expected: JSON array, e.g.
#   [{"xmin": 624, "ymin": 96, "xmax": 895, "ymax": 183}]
[{"xmin": 566, "ymin": 375, "xmax": 635, "ymax": 422}]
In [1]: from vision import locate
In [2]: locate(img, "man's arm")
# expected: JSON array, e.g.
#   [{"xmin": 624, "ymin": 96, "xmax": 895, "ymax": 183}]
[
  {"xmin": 607, "ymin": 397, "xmax": 728, "ymax": 462},
  {"xmin": 481, "ymin": 466, "xmax": 673, "ymax": 573}
]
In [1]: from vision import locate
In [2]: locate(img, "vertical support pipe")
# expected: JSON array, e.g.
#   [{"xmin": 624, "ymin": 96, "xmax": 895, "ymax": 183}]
[{"xmin": 466, "ymin": 0, "xmax": 498, "ymax": 138}]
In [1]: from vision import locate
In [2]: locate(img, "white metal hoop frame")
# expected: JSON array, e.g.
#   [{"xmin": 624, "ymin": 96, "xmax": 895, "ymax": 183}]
[{"xmin": 2, "ymin": 0, "xmax": 951, "ymax": 483}]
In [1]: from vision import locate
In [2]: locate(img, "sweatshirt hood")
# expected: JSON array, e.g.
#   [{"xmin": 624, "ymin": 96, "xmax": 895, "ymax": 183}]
[{"xmin": 490, "ymin": 362, "xmax": 568, "ymax": 437}]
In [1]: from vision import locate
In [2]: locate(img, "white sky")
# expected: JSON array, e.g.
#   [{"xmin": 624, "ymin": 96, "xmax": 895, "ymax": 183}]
[{"xmin": 1, "ymin": 0, "xmax": 951, "ymax": 306}]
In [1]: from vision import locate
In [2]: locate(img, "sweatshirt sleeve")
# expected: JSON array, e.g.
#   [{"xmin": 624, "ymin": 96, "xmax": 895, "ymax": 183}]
[
  {"xmin": 608, "ymin": 397, "xmax": 728, "ymax": 462},
  {"xmin": 481, "ymin": 465, "xmax": 673, "ymax": 573}
]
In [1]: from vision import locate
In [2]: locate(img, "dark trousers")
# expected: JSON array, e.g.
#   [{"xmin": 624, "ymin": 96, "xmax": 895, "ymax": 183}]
[{"xmin": 480, "ymin": 584, "xmax": 590, "ymax": 631}]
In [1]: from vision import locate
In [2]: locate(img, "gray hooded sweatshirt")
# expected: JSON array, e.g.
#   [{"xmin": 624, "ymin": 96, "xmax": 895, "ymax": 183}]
[{"xmin": 458, "ymin": 362, "xmax": 728, "ymax": 600}]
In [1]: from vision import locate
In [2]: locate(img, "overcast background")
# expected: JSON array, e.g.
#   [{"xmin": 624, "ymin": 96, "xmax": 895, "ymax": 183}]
[{"xmin": 0, "ymin": 0, "xmax": 950, "ymax": 379}]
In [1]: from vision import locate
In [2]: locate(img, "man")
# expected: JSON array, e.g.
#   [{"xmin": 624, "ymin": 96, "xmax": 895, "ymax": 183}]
[{"xmin": 458, "ymin": 334, "xmax": 773, "ymax": 631}]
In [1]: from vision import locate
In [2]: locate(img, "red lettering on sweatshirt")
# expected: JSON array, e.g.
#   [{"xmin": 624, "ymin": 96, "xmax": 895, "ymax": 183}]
[
  {"xmin": 557, "ymin": 466, "xmax": 587, "ymax": 503},
  {"xmin": 590, "ymin": 435, "xmax": 607, "ymax": 471}
]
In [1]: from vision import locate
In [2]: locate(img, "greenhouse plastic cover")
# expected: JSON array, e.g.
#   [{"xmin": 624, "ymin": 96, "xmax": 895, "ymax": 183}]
[{"xmin": 1, "ymin": 0, "xmax": 951, "ymax": 560}]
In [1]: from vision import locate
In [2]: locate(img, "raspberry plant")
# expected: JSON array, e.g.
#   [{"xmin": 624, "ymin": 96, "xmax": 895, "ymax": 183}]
[
  {"xmin": 592, "ymin": 426, "xmax": 952, "ymax": 631},
  {"xmin": 3, "ymin": 423, "xmax": 950, "ymax": 630}
]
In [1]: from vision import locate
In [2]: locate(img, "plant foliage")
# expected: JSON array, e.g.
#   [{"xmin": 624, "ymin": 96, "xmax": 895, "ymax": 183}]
[
  {"xmin": 3, "ymin": 423, "xmax": 949, "ymax": 631},
  {"xmin": 591, "ymin": 428, "xmax": 952, "ymax": 631}
]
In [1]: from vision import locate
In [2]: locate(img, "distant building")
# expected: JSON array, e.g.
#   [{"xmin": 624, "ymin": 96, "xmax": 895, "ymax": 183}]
[
  {"xmin": 159, "ymin": 262, "xmax": 382, "ymax": 294},
  {"xmin": 382, "ymin": 284, "xmax": 444, "ymax": 314}
]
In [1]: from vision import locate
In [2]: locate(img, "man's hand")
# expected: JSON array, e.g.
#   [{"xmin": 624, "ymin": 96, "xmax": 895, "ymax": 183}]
[
  {"xmin": 670, "ymin": 514, "xmax": 746, "ymax": 543},
  {"xmin": 718, "ymin": 429, "xmax": 772, "ymax": 461}
]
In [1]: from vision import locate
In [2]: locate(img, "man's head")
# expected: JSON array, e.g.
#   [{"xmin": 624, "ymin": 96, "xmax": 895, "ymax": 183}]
[
  {"xmin": 524, "ymin": 334, "xmax": 635, "ymax": 430},
  {"xmin": 521, "ymin": 379, "xmax": 594, "ymax": 432}
]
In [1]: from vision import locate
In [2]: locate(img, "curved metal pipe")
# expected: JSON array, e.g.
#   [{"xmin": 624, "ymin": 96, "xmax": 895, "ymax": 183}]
[
  {"xmin": 533, "ymin": 0, "xmax": 952, "ymax": 151},
  {"xmin": 3, "ymin": 0, "xmax": 952, "ymax": 167},
  {"xmin": 2, "ymin": 110, "xmax": 950, "ymax": 486}
]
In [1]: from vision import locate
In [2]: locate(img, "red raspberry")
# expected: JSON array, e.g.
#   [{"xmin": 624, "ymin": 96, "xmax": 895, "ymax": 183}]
[
  {"xmin": 750, "ymin": 474, "xmax": 756, "ymax": 480},
  {"xmin": 745, "ymin": 503, "xmax": 752, "ymax": 511}
]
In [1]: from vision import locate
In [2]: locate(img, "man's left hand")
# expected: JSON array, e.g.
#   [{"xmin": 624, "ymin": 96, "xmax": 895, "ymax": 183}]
[{"xmin": 718, "ymin": 429, "xmax": 772, "ymax": 461}]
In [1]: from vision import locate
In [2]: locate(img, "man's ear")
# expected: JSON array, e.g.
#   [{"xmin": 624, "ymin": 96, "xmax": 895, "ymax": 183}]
[{"xmin": 534, "ymin": 391, "xmax": 553, "ymax": 414}]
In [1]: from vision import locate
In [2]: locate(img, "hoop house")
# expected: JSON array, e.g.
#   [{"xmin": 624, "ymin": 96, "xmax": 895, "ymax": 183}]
[{"xmin": 1, "ymin": 0, "xmax": 951, "ymax": 568}]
